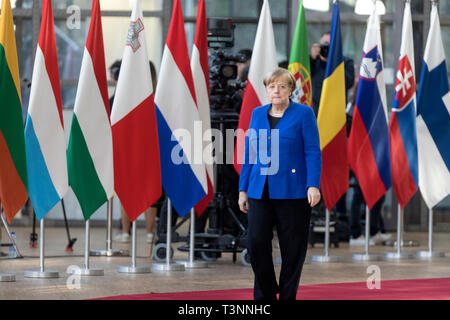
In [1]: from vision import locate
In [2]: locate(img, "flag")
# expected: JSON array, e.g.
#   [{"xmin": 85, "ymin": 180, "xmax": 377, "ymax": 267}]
[
  {"xmin": 348, "ymin": 5, "xmax": 391, "ymax": 210},
  {"xmin": 234, "ymin": 0, "xmax": 278, "ymax": 174},
  {"xmin": 154, "ymin": 0, "xmax": 207, "ymax": 217},
  {"xmin": 288, "ymin": 0, "xmax": 312, "ymax": 107},
  {"xmin": 191, "ymin": 0, "xmax": 214, "ymax": 216},
  {"xmin": 24, "ymin": 0, "xmax": 68, "ymax": 220},
  {"xmin": 416, "ymin": 3, "xmax": 450, "ymax": 209},
  {"xmin": 67, "ymin": 0, "xmax": 113, "ymax": 220},
  {"xmin": 316, "ymin": 1, "xmax": 348, "ymax": 210},
  {"xmin": 111, "ymin": 0, "xmax": 161, "ymax": 222},
  {"xmin": 0, "ymin": 0, "xmax": 28, "ymax": 223},
  {"xmin": 389, "ymin": 1, "xmax": 418, "ymax": 209}
]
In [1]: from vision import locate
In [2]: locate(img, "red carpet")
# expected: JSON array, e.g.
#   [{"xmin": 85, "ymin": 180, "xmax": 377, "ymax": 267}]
[{"xmin": 96, "ymin": 278, "xmax": 450, "ymax": 300}]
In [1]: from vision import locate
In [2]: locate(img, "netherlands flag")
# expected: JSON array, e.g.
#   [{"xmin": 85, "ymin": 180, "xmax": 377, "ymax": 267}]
[
  {"xmin": 348, "ymin": 6, "xmax": 391, "ymax": 210},
  {"xmin": 24, "ymin": 0, "xmax": 68, "ymax": 220},
  {"xmin": 155, "ymin": 0, "xmax": 207, "ymax": 217},
  {"xmin": 389, "ymin": 2, "xmax": 418, "ymax": 209},
  {"xmin": 191, "ymin": 0, "xmax": 214, "ymax": 216}
]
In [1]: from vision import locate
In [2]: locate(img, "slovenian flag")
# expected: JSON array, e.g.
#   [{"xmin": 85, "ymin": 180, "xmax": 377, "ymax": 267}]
[
  {"xmin": 416, "ymin": 3, "xmax": 450, "ymax": 209},
  {"xmin": 348, "ymin": 5, "xmax": 391, "ymax": 210},
  {"xmin": 316, "ymin": 1, "xmax": 348, "ymax": 210},
  {"xmin": 24, "ymin": 0, "xmax": 68, "ymax": 220},
  {"xmin": 0, "ymin": 0, "xmax": 28, "ymax": 223},
  {"xmin": 67, "ymin": 0, "xmax": 113, "ymax": 220},
  {"xmin": 191, "ymin": 0, "xmax": 214, "ymax": 216},
  {"xmin": 111, "ymin": 0, "xmax": 161, "ymax": 222},
  {"xmin": 234, "ymin": 0, "xmax": 278, "ymax": 174},
  {"xmin": 389, "ymin": 1, "xmax": 418, "ymax": 209},
  {"xmin": 155, "ymin": 0, "xmax": 207, "ymax": 217}
]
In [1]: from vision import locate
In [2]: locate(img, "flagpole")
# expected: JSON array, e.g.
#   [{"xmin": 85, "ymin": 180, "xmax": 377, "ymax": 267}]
[
  {"xmin": 176, "ymin": 208, "xmax": 208, "ymax": 268},
  {"xmin": 311, "ymin": 209, "xmax": 340, "ymax": 263},
  {"xmin": 152, "ymin": 198, "xmax": 184, "ymax": 271},
  {"xmin": 0, "ymin": 204, "xmax": 16, "ymax": 282},
  {"xmin": 352, "ymin": 206, "xmax": 382, "ymax": 261},
  {"xmin": 68, "ymin": 219, "xmax": 104, "ymax": 276},
  {"xmin": 90, "ymin": 199, "xmax": 129, "ymax": 256},
  {"xmin": 24, "ymin": 217, "xmax": 59, "ymax": 278},
  {"xmin": 385, "ymin": 204, "xmax": 414, "ymax": 259},
  {"xmin": 416, "ymin": 208, "xmax": 445, "ymax": 258},
  {"xmin": 118, "ymin": 220, "xmax": 151, "ymax": 274}
]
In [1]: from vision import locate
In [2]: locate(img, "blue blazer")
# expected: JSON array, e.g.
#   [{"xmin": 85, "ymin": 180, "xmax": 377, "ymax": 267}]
[{"xmin": 239, "ymin": 100, "xmax": 322, "ymax": 199}]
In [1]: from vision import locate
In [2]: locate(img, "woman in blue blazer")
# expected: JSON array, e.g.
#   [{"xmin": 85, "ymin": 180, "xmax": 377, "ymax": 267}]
[{"xmin": 238, "ymin": 68, "xmax": 322, "ymax": 300}]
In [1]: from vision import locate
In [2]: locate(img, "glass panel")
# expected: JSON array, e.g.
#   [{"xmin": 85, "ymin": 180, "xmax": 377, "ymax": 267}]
[
  {"xmin": 440, "ymin": 0, "xmax": 450, "ymax": 14},
  {"xmin": 269, "ymin": 0, "xmax": 287, "ymax": 19},
  {"xmin": 441, "ymin": 25, "xmax": 450, "ymax": 82},
  {"xmin": 273, "ymin": 23, "xmax": 287, "ymax": 63},
  {"xmin": 205, "ymin": 0, "xmax": 231, "ymax": 17},
  {"xmin": 385, "ymin": 0, "xmax": 423, "ymax": 14},
  {"xmin": 232, "ymin": 23, "xmax": 257, "ymax": 55},
  {"xmin": 21, "ymin": 0, "xmax": 163, "ymax": 10}
]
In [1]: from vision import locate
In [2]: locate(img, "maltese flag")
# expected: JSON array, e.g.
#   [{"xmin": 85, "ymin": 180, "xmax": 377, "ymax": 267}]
[{"xmin": 155, "ymin": 0, "xmax": 207, "ymax": 217}]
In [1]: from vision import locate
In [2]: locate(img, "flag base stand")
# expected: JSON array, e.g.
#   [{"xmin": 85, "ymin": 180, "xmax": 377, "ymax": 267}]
[
  {"xmin": 311, "ymin": 255, "xmax": 341, "ymax": 263},
  {"xmin": 24, "ymin": 270, "xmax": 59, "ymax": 278},
  {"xmin": 68, "ymin": 268, "xmax": 104, "ymax": 276},
  {"xmin": 384, "ymin": 251, "xmax": 415, "ymax": 260},
  {"xmin": 352, "ymin": 253, "xmax": 383, "ymax": 261},
  {"xmin": 0, "ymin": 274, "xmax": 15, "ymax": 282},
  {"xmin": 384, "ymin": 239, "xmax": 420, "ymax": 247},
  {"xmin": 151, "ymin": 263, "xmax": 185, "ymax": 271},
  {"xmin": 175, "ymin": 260, "xmax": 208, "ymax": 269},
  {"xmin": 416, "ymin": 250, "xmax": 445, "ymax": 258},
  {"xmin": 117, "ymin": 265, "xmax": 151, "ymax": 274},
  {"xmin": 90, "ymin": 249, "xmax": 129, "ymax": 257}
]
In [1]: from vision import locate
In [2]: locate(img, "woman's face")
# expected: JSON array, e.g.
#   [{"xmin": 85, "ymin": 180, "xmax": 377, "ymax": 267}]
[{"xmin": 266, "ymin": 77, "xmax": 291, "ymax": 107}]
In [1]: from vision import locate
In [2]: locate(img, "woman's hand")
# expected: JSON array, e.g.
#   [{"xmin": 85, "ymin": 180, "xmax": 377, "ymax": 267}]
[
  {"xmin": 307, "ymin": 187, "xmax": 321, "ymax": 207},
  {"xmin": 238, "ymin": 191, "xmax": 249, "ymax": 214}
]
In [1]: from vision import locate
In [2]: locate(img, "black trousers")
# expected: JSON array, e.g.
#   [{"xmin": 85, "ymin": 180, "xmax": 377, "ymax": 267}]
[{"xmin": 247, "ymin": 194, "xmax": 311, "ymax": 300}]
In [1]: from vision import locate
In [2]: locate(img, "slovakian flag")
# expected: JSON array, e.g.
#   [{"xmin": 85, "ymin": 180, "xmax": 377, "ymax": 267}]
[
  {"xmin": 67, "ymin": 0, "xmax": 113, "ymax": 220},
  {"xmin": 389, "ymin": 1, "xmax": 418, "ymax": 209},
  {"xmin": 348, "ymin": 6, "xmax": 392, "ymax": 210},
  {"xmin": 0, "ymin": 0, "xmax": 28, "ymax": 223},
  {"xmin": 111, "ymin": 0, "xmax": 161, "ymax": 222},
  {"xmin": 316, "ymin": 1, "xmax": 348, "ymax": 210},
  {"xmin": 288, "ymin": 0, "xmax": 312, "ymax": 107},
  {"xmin": 24, "ymin": 0, "xmax": 68, "ymax": 221},
  {"xmin": 234, "ymin": 0, "xmax": 278, "ymax": 174},
  {"xmin": 191, "ymin": 0, "xmax": 214, "ymax": 216},
  {"xmin": 155, "ymin": 0, "xmax": 207, "ymax": 217},
  {"xmin": 416, "ymin": 3, "xmax": 450, "ymax": 209}
]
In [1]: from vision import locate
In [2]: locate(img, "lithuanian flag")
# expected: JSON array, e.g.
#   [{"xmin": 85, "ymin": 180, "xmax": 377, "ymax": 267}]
[
  {"xmin": 0, "ymin": 0, "xmax": 28, "ymax": 222},
  {"xmin": 317, "ymin": 1, "xmax": 348, "ymax": 210},
  {"xmin": 288, "ymin": 0, "xmax": 312, "ymax": 107}
]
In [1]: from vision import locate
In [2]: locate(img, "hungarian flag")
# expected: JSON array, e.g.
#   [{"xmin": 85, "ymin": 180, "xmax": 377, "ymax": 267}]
[
  {"xmin": 155, "ymin": 0, "xmax": 207, "ymax": 217},
  {"xmin": 316, "ymin": 2, "xmax": 348, "ymax": 210},
  {"xmin": 389, "ymin": 1, "xmax": 418, "ymax": 209},
  {"xmin": 24, "ymin": 0, "xmax": 68, "ymax": 220},
  {"xmin": 67, "ymin": 0, "xmax": 113, "ymax": 220},
  {"xmin": 234, "ymin": 0, "xmax": 278, "ymax": 174},
  {"xmin": 416, "ymin": 3, "xmax": 450, "ymax": 209},
  {"xmin": 288, "ymin": 0, "xmax": 312, "ymax": 107},
  {"xmin": 111, "ymin": 0, "xmax": 161, "ymax": 222},
  {"xmin": 0, "ymin": 0, "xmax": 28, "ymax": 223},
  {"xmin": 192, "ymin": 0, "xmax": 214, "ymax": 216},
  {"xmin": 348, "ymin": 6, "xmax": 391, "ymax": 209}
]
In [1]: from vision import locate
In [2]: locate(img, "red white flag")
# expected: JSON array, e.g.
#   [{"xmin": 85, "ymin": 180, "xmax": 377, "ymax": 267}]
[
  {"xmin": 234, "ymin": 0, "xmax": 278, "ymax": 174},
  {"xmin": 111, "ymin": 0, "xmax": 161, "ymax": 221}
]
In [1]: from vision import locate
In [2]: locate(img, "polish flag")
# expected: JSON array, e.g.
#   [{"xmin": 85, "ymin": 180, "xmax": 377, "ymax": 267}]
[
  {"xmin": 111, "ymin": 0, "xmax": 161, "ymax": 222},
  {"xmin": 234, "ymin": 0, "xmax": 278, "ymax": 174}
]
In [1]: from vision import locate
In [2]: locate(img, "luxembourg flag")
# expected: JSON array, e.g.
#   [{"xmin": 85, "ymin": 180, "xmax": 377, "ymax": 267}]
[
  {"xmin": 348, "ymin": 6, "xmax": 391, "ymax": 209},
  {"xmin": 111, "ymin": 0, "xmax": 161, "ymax": 222},
  {"xmin": 389, "ymin": 1, "xmax": 418, "ymax": 209},
  {"xmin": 191, "ymin": 0, "xmax": 214, "ymax": 216},
  {"xmin": 234, "ymin": 0, "xmax": 278, "ymax": 174},
  {"xmin": 24, "ymin": 0, "xmax": 68, "ymax": 220},
  {"xmin": 67, "ymin": 0, "xmax": 113, "ymax": 220},
  {"xmin": 416, "ymin": 3, "xmax": 450, "ymax": 209},
  {"xmin": 155, "ymin": 0, "xmax": 207, "ymax": 217}
]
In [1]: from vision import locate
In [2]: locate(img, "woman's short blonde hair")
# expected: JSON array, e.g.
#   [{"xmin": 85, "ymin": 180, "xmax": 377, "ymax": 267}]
[{"xmin": 263, "ymin": 68, "xmax": 296, "ymax": 94}]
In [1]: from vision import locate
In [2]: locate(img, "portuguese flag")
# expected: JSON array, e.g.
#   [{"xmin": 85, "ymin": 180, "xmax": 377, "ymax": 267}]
[
  {"xmin": 0, "ymin": 0, "xmax": 28, "ymax": 222},
  {"xmin": 288, "ymin": 0, "xmax": 312, "ymax": 107}
]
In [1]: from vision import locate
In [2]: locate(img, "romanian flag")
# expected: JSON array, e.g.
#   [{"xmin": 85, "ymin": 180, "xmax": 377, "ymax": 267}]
[
  {"xmin": 316, "ymin": 1, "xmax": 348, "ymax": 210},
  {"xmin": 0, "ymin": 0, "xmax": 28, "ymax": 222},
  {"xmin": 288, "ymin": 0, "xmax": 312, "ymax": 107}
]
